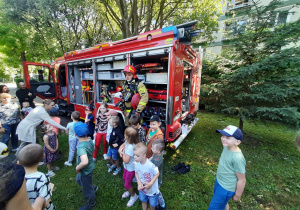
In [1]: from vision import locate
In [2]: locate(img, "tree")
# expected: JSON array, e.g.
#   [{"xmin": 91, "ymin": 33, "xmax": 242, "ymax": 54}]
[
  {"xmin": 100, "ymin": 0, "xmax": 222, "ymax": 41},
  {"xmin": 204, "ymin": 0, "xmax": 300, "ymax": 130}
]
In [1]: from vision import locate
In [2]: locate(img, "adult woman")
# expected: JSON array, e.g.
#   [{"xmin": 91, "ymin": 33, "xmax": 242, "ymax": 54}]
[
  {"xmin": 16, "ymin": 99, "xmax": 67, "ymax": 155},
  {"xmin": 0, "ymin": 93, "xmax": 21, "ymax": 152},
  {"xmin": 0, "ymin": 85, "xmax": 10, "ymax": 94}
]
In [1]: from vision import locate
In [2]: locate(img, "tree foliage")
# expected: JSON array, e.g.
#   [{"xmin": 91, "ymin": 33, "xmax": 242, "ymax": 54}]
[
  {"xmin": 201, "ymin": 0, "xmax": 300, "ymax": 129},
  {"xmin": 100, "ymin": 0, "xmax": 222, "ymax": 40}
]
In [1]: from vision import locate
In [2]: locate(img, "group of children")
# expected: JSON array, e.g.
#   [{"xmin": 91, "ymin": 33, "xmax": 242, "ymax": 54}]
[{"xmin": 15, "ymin": 100, "xmax": 247, "ymax": 210}]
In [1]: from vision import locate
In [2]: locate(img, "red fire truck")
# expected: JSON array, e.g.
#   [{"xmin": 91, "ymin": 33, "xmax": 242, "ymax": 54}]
[{"xmin": 22, "ymin": 20, "xmax": 203, "ymax": 149}]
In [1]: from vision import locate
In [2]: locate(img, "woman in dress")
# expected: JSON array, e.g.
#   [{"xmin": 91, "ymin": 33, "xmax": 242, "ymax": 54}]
[
  {"xmin": 16, "ymin": 99, "xmax": 67, "ymax": 156},
  {"xmin": 0, "ymin": 93, "xmax": 21, "ymax": 152}
]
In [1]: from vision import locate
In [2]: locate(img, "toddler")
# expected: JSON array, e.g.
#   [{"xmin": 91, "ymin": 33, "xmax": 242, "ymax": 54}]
[
  {"xmin": 145, "ymin": 115, "xmax": 164, "ymax": 158},
  {"xmin": 42, "ymin": 124, "xmax": 60, "ymax": 177},
  {"xmin": 21, "ymin": 101, "xmax": 33, "ymax": 117},
  {"xmin": 93, "ymin": 103, "xmax": 109, "ymax": 161},
  {"xmin": 64, "ymin": 111, "xmax": 80, "ymax": 166},
  {"xmin": 18, "ymin": 144, "xmax": 55, "ymax": 209},
  {"xmin": 107, "ymin": 116, "xmax": 124, "ymax": 175},
  {"xmin": 150, "ymin": 139, "xmax": 166, "ymax": 209},
  {"xmin": 129, "ymin": 114, "xmax": 146, "ymax": 143},
  {"xmin": 134, "ymin": 143, "xmax": 160, "ymax": 210},
  {"xmin": 120, "ymin": 127, "xmax": 139, "ymax": 207},
  {"xmin": 208, "ymin": 125, "xmax": 246, "ymax": 210}
]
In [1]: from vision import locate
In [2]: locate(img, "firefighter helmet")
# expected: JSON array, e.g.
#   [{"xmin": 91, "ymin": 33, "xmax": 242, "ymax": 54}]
[
  {"xmin": 116, "ymin": 86, "xmax": 123, "ymax": 92},
  {"xmin": 131, "ymin": 93, "xmax": 141, "ymax": 110},
  {"xmin": 123, "ymin": 65, "xmax": 137, "ymax": 79}
]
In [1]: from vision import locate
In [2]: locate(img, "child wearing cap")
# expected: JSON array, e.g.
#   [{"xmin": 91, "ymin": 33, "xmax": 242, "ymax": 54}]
[
  {"xmin": 145, "ymin": 115, "xmax": 164, "ymax": 158},
  {"xmin": 74, "ymin": 122, "xmax": 97, "ymax": 209},
  {"xmin": 85, "ymin": 104, "xmax": 95, "ymax": 139},
  {"xmin": 208, "ymin": 125, "xmax": 246, "ymax": 210}
]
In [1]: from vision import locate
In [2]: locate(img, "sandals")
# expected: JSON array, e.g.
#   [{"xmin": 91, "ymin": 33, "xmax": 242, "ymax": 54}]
[
  {"xmin": 108, "ymin": 164, "xmax": 117, "ymax": 173},
  {"xmin": 113, "ymin": 167, "xmax": 121, "ymax": 176}
]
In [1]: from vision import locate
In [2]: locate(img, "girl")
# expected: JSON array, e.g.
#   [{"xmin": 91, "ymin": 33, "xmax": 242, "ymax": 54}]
[
  {"xmin": 42, "ymin": 124, "xmax": 60, "ymax": 177},
  {"xmin": 120, "ymin": 127, "xmax": 140, "ymax": 207},
  {"xmin": 93, "ymin": 103, "xmax": 109, "ymax": 161}
]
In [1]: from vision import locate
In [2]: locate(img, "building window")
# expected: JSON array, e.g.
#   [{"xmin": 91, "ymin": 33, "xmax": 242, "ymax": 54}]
[
  {"xmin": 230, "ymin": 0, "xmax": 251, "ymax": 9},
  {"xmin": 276, "ymin": 12, "xmax": 288, "ymax": 26}
]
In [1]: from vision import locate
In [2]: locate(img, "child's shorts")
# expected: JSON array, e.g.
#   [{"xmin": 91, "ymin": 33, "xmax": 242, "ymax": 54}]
[
  {"xmin": 107, "ymin": 146, "xmax": 118, "ymax": 160},
  {"xmin": 123, "ymin": 168, "xmax": 135, "ymax": 189},
  {"xmin": 138, "ymin": 190, "xmax": 159, "ymax": 207},
  {"xmin": 208, "ymin": 179, "xmax": 235, "ymax": 210}
]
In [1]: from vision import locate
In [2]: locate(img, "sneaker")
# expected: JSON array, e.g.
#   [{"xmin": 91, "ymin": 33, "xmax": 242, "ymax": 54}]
[
  {"xmin": 64, "ymin": 161, "xmax": 72, "ymax": 166},
  {"xmin": 108, "ymin": 164, "xmax": 117, "ymax": 173},
  {"xmin": 122, "ymin": 191, "xmax": 130, "ymax": 199},
  {"xmin": 103, "ymin": 154, "xmax": 108, "ymax": 160},
  {"xmin": 46, "ymin": 171, "xmax": 55, "ymax": 177},
  {"xmin": 127, "ymin": 194, "xmax": 138, "ymax": 207},
  {"xmin": 79, "ymin": 202, "xmax": 96, "ymax": 210},
  {"xmin": 106, "ymin": 162, "xmax": 112, "ymax": 167},
  {"xmin": 94, "ymin": 186, "xmax": 98, "ymax": 192}
]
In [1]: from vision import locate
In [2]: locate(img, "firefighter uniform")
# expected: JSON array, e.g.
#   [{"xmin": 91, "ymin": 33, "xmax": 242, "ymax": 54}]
[{"xmin": 122, "ymin": 79, "xmax": 148, "ymax": 125}]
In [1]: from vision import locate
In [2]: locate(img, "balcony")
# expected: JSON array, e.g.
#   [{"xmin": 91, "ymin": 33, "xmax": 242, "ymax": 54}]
[{"xmin": 229, "ymin": 0, "xmax": 251, "ymax": 10}]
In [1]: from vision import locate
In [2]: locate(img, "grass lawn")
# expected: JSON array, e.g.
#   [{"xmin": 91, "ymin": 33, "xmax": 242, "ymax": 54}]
[{"xmin": 29, "ymin": 111, "xmax": 300, "ymax": 209}]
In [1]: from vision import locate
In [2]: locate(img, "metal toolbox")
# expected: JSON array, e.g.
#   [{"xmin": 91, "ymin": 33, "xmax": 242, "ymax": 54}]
[
  {"xmin": 137, "ymin": 74, "xmax": 146, "ymax": 81},
  {"xmin": 98, "ymin": 71, "xmax": 113, "ymax": 79},
  {"xmin": 97, "ymin": 63, "xmax": 112, "ymax": 71},
  {"xmin": 113, "ymin": 72, "xmax": 123, "ymax": 79},
  {"xmin": 146, "ymin": 73, "xmax": 168, "ymax": 83}
]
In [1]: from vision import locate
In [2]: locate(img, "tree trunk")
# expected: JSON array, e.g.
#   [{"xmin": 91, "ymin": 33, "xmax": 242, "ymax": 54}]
[
  {"xmin": 239, "ymin": 117, "xmax": 244, "ymax": 132},
  {"xmin": 21, "ymin": 52, "xmax": 26, "ymax": 62}
]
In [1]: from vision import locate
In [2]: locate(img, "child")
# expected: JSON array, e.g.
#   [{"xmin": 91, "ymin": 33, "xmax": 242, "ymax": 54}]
[
  {"xmin": 129, "ymin": 114, "xmax": 146, "ymax": 143},
  {"xmin": 107, "ymin": 116, "xmax": 124, "ymax": 175},
  {"xmin": 42, "ymin": 124, "xmax": 60, "ymax": 177},
  {"xmin": 145, "ymin": 115, "xmax": 164, "ymax": 158},
  {"xmin": 18, "ymin": 144, "xmax": 55, "ymax": 209},
  {"xmin": 93, "ymin": 103, "xmax": 109, "ymax": 161},
  {"xmin": 134, "ymin": 143, "xmax": 159, "ymax": 210},
  {"xmin": 150, "ymin": 139, "xmax": 166, "ymax": 209},
  {"xmin": 74, "ymin": 122, "xmax": 97, "ymax": 210},
  {"xmin": 119, "ymin": 127, "xmax": 139, "ymax": 207},
  {"xmin": 85, "ymin": 105, "xmax": 95, "ymax": 139},
  {"xmin": 21, "ymin": 101, "xmax": 33, "ymax": 117},
  {"xmin": 64, "ymin": 111, "xmax": 80, "ymax": 166},
  {"xmin": 104, "ymin": 109, "xmax": 118, "ymax": 146},
  {"xmin": 208, "ymin": 125, "xmax": 246, "ymax": 210}
]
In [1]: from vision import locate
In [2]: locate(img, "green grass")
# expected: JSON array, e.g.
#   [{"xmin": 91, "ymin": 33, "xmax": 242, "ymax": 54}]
[{"xmin": 36, "ymin": 111, "xmax": 300, "ymax": 209}]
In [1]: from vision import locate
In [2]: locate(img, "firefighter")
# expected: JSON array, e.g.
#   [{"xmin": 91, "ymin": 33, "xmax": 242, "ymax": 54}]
[{"xmin": 121, "ymin": 65, "xmax": 148, "ymax": 125}]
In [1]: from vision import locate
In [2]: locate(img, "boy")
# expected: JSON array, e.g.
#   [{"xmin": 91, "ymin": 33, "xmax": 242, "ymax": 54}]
[
  {"xmin": 107, "ymin": 116, "xmax": 124, "ymax": 175},
  {"xmin": 85, "ymin": 105, "xmax": 94, "ymax": 139},
  {"xmin": 145, "ymin": 115, "xmax": 164, "ymax": 158},
  {"xmin": 129, "ymin": 114, "xmax": 146, "ymax": 143},
  {"xmin": 208, "ymin": 125, "xmax": 246, "ymax": 210},
  {"xmin": 74, "ymin": 122, "xmax": 97, "ymax": 210},
  {"xmin": 21, "ymin": 101, "xmax": 33, "ymax": 117},
  {"xmin": 18, "ymin": 144, "xmax": 54, "ymax": 209},
  {"xmin": 134, "ymin": 143, "xmax": 159, "ymax": 210},
  {"xmin": 150, "ymin": 139, "xmax": 166, "ymax": 209},
  {"xmin": 64, "ymin": 111, "xmax": 80, "ymax": 166}
]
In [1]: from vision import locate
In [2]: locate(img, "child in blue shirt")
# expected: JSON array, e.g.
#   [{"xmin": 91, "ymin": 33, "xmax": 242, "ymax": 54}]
[{"xmin": 85, "ymin": 104, "xmax": 94, "ymax": 139}]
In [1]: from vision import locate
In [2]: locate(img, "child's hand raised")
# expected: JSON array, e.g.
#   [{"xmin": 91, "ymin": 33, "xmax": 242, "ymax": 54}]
[{"xmin": 113, "ymin": 143, "xmax": 118, "ymax": 148}]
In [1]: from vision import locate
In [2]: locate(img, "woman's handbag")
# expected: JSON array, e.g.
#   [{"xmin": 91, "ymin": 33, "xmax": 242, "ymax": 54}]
[{"xmin": 0, "ymin": 127, "xmax": 6, "ymax": 133}]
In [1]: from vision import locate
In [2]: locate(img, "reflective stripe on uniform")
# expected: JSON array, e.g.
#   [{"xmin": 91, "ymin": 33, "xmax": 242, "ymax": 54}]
[
  {"xmin": 125, "ymin": 109, "xmax": 131, "ymax": 112},
  {"xmin": 138, "ymin": 87, "xmax": 147, "ymax": 93},
  {"xmin": 138, "ymin": 101, "xmax": 147, "ymax": 106}
]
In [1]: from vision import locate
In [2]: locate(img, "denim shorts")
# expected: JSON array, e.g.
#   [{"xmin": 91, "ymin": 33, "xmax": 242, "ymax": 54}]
[
  {"xmin": 138, "ymin": 190, "xmax": 159, "ymax": 207},
  {"xmin": 107, "ymin": 146, "xmax": 119, "ymax": 160},
  {"xmin": 208, "ymin": 179, "xmax": 235, "ymax": 210}
]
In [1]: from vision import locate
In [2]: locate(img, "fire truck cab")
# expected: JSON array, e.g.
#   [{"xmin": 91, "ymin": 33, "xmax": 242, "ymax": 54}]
[{"xmin": 23, "ymin": 20, "xmax": 202, "ymax": 149}]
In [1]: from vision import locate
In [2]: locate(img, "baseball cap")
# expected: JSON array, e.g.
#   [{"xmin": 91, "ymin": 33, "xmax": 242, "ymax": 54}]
[
  {"xmin": 74, "ymin": 122, "xmax": 89, "ymax": 137},
  {"xmin": 216, "ymin": 125, "xmax": 243, "ymax": 141},
  {"xmin": 150, "ymin": 115, "xmax": 161, "ymax": 122},
  {"xmin": 105, "ymin": 109, "xmax": 118, "ymax": 116}
]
